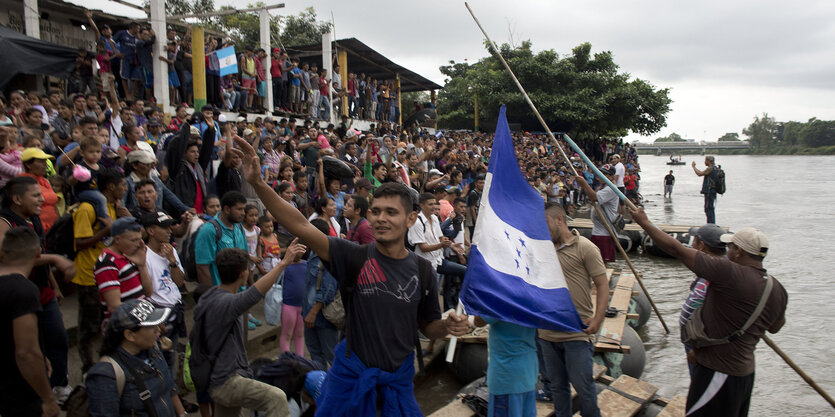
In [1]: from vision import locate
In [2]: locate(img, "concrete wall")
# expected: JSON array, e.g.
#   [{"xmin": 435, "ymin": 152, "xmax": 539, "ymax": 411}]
[{"xmin": 0, "ymin": 0, "xmax": 98, "ymax": 50}]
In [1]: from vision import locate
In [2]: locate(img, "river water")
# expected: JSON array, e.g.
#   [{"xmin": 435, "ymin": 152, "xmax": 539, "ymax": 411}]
[{"xmin": 419, "ymin": 155, "xmax": 835, "ymax": 416}]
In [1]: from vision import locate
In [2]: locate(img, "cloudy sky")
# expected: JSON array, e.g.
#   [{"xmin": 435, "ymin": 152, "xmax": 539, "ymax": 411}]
[{"xmin": 80, "ymin": 0, "xmax": 835, "ymax": 143}]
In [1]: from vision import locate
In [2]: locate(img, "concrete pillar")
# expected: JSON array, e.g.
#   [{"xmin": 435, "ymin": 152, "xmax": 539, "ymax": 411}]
[
  {"xmin": 337, "ymin": 50, "xmax": 348, "ymax": 117},
  {"xmin": 259, "ymin": 8, "xmax": 273, "ymax": 113},
  {"xmin": 322, "ymin": 32, "xmax": 333, "ymax": 124},
  {"xmin": 149, "ymin": 0, "xmax": 169, "ymax": 113},
  {"xmin": 23, "ymin": 0, "xmax": 40, "ymax": 39},
  {"xmin": 396, "ymin": 74, "xmax": 401, "ymax": 126},
  {"xmin": 192, "ymin": 27, "xmax": 207, "ymax": 110}
]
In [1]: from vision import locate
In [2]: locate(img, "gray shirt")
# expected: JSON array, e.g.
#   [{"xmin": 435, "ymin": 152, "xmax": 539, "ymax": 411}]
[
  {"xmin": 194, "ymin": 285, "xmax": 263, "ymax": 389},
  {"xmin": 590, "ymin": 186, "xmax": 619, "ymax": 236}
]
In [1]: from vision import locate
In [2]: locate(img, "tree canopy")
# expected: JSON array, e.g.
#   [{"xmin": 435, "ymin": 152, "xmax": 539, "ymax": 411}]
[
  {"xmin": 437, "ymin": 41, "xmax": 672, "ymax": 139},
  {"xmin": 717, "ymin": 132, "xmax": 740, "ymax": 141},
  {"xmin": 654, "ymin": 132, "xmax": 684, "ymax": 142},
  {"xmin": 155, "ymin": 1, "xmax": 331, "ymax": 48}
]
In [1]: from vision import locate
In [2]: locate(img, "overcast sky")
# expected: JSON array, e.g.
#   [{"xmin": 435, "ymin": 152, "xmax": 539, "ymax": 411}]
[{"xmin": 78, "ymin": 0, "xmax": 835, "ymax": 142}]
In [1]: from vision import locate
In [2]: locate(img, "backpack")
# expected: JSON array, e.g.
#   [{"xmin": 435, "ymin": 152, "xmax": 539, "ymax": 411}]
[
  {"xmin": 316, "ymin": 264, "xmax": 345, "ymax": 330},
  {"xmin": 45, "ymin": 203, "xmax": 81, "ymax": 259},
  {"xmin": 405, "ymin": 215, "xmax": 426, "ymax": 252},
  {"xmin": 64, "ymin": 356, "xmax": 125, "ymax": 416},
  {"xmin": 713, "ymin": 166, "xmax": 726, "ymax": 195},
  {"xmin": 185, "ymin": 293, "xmax": 234, "ymax": 393},
  {"xmin": 181, "ymin": 218, "xmax": 222, "ymax": 282}
]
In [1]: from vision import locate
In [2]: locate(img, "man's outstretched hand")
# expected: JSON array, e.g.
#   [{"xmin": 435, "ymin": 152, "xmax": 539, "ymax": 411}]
[
  {"xmin": 232, "ymin": 135, "xmax": 263, "ymax": 185},
  {"xmin": 629, "ymin": 206, "xmax": 649, "ymax": 226}
]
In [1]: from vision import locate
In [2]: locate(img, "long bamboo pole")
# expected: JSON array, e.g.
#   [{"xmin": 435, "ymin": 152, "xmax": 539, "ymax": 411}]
[
  {"xmin": 762, "ymin": 335, "xmax": 835, "ymax": 409},
  {"xmin": 464, "ymin": 2, "xmax": 669, "ymax": 333}
]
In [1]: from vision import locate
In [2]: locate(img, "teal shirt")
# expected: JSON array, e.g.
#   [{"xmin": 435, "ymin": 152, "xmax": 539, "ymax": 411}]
[
  {"xmin": 484, "ymin": 318, "xmax": 538, "ymax": 395},
  {"xmin": 194, "ymin": 216, "xmax": 248, "ymax": 285}
]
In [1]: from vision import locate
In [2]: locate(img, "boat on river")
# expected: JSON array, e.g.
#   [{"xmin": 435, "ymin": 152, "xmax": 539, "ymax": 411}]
[{"xmin": 666, "ymin": 160, "xmax": 686, "ymax": 166}]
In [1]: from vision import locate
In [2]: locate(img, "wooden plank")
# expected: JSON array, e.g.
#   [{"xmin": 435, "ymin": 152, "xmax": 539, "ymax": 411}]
[
  {"xmin": 536, "ymin": 402, "xmax": 555, "ymax": 417},
  {"xmin": 609, "ymin": 375, "xmax": 658, "ymax": 403},
  {"xmin": 428, "ymin": 399, "xmax": 475, "ymax": 417},
  {"xmin": 593, "ymin": 390, "xmax": 641, "ymax": 417},
  {"xmin": 567, "ymin": 219, "xmax": 727, "ymax": 234},
  {"xmin": 595, "ymin": 273, "xmax": 635, "ymax": 352},
  {"xmin": 655, "ymin": 395, "xmax": 687, "ymax": 417}
]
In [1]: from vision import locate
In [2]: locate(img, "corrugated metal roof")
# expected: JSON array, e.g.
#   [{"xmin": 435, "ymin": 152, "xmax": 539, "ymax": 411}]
[{"xmin": 287, "ymin": 37, "xmax": 442, "ymax": 92}]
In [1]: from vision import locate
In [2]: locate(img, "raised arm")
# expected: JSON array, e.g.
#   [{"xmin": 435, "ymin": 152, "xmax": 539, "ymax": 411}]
[
  {"xmin": 84, "ymin": 10, "xmax": 101, "ymax": 40},
  {"xmin": 233, "ymin": 136, "xmax": 331, "ymax": 262}
]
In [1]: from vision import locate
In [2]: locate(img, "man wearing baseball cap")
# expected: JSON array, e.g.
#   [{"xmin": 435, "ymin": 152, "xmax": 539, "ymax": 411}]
[
  {"xmin": 630, "ymin": 209, "xmax": 787, "ymax": 417},
  {"xmin": 575, "ymin": 164, "xmax": 620, "ymax": 263},
  {"xmin": 94, "ymin": 217, "xmax": 153, "ymax": 318},
  {"xmin": 679, "ymin": 224, "xmax": 727, "ymax": 375}
]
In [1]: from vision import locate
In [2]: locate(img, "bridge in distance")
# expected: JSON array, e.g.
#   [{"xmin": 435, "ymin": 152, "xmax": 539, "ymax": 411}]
[{"xmin": 633, "ymin": 141, "xmax": 751, "ymax": 155}]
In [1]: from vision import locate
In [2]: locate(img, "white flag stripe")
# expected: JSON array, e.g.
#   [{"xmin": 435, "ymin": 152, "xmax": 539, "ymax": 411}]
[{"xmin": 472, "ymin": 173, "xmax": 569, "ymax": 290}]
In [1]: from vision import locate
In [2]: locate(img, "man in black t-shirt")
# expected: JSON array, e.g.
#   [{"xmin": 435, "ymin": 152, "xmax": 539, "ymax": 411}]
[
  {"xmin": 465, "ymin": 175, "xmax": 485, "ymax": 237},
  {"xmin": 0, "ymin": 227, "xmax": 59, "ymax": 417},
  {"xmin": 664, "ymin": 170, "xmax": 675, "ymax": 198},
  {"xmin": 231, "ymin": 136, "xmax": 470, "ymax": 415}
]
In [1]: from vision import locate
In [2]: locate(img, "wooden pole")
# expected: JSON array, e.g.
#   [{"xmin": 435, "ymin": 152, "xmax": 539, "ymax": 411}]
[
  {"xmin": 464, "ymin": 1, "xmax": 669, "ymax": 333},
  {"xmin": 762, "ymin": 335, "xmax": 835, "ymax": 409},
  {"xmin": 191, "ymin": 27, "xmax": 207, "ymax": 110}
]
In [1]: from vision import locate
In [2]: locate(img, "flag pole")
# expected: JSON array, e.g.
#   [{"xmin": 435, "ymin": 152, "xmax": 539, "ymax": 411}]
[
  {"xmin": 463, "ymin": 1, "xmax": 669, "ymax": 333},
  {"xmin": 445, "ymin": 302, "xmax": 464, "ymax": 362}
]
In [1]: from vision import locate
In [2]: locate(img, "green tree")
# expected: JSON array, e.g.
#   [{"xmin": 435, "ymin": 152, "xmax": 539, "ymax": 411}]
[
  {"xmin": 400, "ymin": 91, "xmax": 431, "ymax": 124},
  {"xmin": 742, "ymin": 113, "xmax": 778, "ymax": 148},
  {"xmin": 798, "ymin": 118, "xmax": 835, "ymax": 148},
  {"xmin": 436, "ymin": 41, "xmax": 672, "ymax": 138},
  {"xmin": 146, "ymin": 0, "xmax": 217, "ymax": 25},
  {"xmin": 214, "ymin": 3, "xmax": 277, "ymax": 47},
  {"xmin": 717, "ymin": 132, "xmax": 740, "ymax": 141},
  {"xmin": 279, "ymin": 7, "xmax": 332, "ymax": 48},
  {"xmin": 655, "ymin": 132, "xmax": 684, "ymax": 142}
]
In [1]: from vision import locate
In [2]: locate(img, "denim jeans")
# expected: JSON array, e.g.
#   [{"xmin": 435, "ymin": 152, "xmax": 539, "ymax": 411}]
[
  {"xmin": 77, "ymin": 189, "xmax": 109, "ymax": 219},
  {"xmin": 540, "ymin": 340, "xmax": 600, "ymax": 417},
  {"xmin": 40, "ymin": 298, "xmax": 69, "ymax": 387},
  {"xmin": 77, "ymin": 284, "xmax": 102, "ymax": 373},
  {"xmin": 304, "ymin": 322, "xmax": 339, "ymax": 369},
  {"xmin": 704, "ymin": 192, "xmax": 716, "ymax": 224},
  {"xmin": 319, "ymin": 95, "xmax": 330, "ymax": 120},
  {"xmin": 535, "ymin": 337, "xmax": 552, "ymax": 396}
]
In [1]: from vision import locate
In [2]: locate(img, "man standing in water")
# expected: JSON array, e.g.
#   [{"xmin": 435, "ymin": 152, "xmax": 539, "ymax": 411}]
[
  {"xmin": 692, "ymin": 156, "xmax": 717, "ymax": 223},
  {"xmin": 230, "ymin": 135, "xmax": 470, "ymax": 416},
  {"xmin": 630, "ymin": 208, "xmax": 787, "ymax": 417},
  {"xmin": 664, "ymin": 170, "xmax": 675, "ymax": 198}
]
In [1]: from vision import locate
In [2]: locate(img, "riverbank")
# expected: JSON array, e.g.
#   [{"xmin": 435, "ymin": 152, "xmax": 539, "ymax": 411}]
[{"xmin": 636, "ymin": 144, "xmax": 835, "ymax": 155}]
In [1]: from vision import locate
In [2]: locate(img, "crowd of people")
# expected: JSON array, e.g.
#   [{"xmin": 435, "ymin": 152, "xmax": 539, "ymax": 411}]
[
  {"xmin": 0, "ymin": 32, "xmax": 786, "ymax": 416},
  {"xmin": 64, "ymin": 11, "xmax": 405, "ymax": 124}
]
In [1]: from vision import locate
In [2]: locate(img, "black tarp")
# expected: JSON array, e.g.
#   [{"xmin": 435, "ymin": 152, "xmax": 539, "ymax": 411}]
[{"xmin": 0, "ymin": 24, "xmax": 78, "ymax": 88}]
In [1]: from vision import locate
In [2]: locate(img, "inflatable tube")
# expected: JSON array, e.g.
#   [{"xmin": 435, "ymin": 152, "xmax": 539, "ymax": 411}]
[
  {"xmin": 321, "ymin": 155, "xmax": 354, "ymax": 179},
  {"xmin": 447, "ymin": 343, "xmax": 489, "ymax": 384},
  {"xmin": 641, "ymin": 231, "xmax": 691, "ymax": 258},
  {"xmin": 594, "ymin": 325, "xmax": 646, "ymax": 379}
]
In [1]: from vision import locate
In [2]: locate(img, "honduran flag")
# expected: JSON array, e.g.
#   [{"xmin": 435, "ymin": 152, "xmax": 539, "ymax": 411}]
[
  {"xmin": 460, "ymin": 105, "xmax": 583, "ymax": 332},
  {"xmin": 216, "ymin": 47, "xmax": 238, "ymax": 76}
]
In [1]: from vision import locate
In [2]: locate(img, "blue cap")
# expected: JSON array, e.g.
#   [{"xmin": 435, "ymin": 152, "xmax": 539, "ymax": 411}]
[
  {"xmin": 304, "ymin": 371, "xmax": 326, "ymax": 402},
  {"xmin": 111, "ymin": 217, "xmax": 142, "ymax": 237}
]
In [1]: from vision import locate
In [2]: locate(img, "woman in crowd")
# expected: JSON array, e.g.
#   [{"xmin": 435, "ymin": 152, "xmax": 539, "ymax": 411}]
[
  {"xmin": 87, "ymin": 300, "xmax": 185, "ymax": 417},
  {"xmin": 18, "ymin": 148, "xmax": 59, "ymax": 232},
  {"xmin": 0, "ymin": 126, "xmax": 22, "ymax": 186},
  {"xmin": 308, "ymin": 196, "xmax": 339, "ymax": 237},
  {"xmin": 117, "ymin": 124, "xmax": 154, "ymax": 160}
]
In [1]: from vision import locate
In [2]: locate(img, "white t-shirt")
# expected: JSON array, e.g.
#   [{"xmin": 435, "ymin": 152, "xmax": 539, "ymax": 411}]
[
  {"xmin": 145, "ymin": 246, "xmax": 183, "ymax": 307},
  {"xmin": 109, "ymin": 114, "xmax": 124, "ymax": 149},
  {"xmin": 614, "ymin": 162, "xmax": 626, "ymax": 187},
  {"xmin": 408, "ymin": 211, "xmax": 443, "ymax": 267}
]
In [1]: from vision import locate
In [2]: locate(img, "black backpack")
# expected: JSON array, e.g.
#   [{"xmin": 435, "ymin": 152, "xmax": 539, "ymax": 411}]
[
  {"xmin": 45, "ymin": 203, "xmax": 82, "ymax": 259},
  {"xmin": 187, "ymin": 290, "xmax": 233, "ymax": 393},
  {"xmin": 181, "ymin": 218, "xmax": 222, "ymax": 282},
  {"xmin": 713, "ymin": 166, "xmax": 726, "ymax": 195}
]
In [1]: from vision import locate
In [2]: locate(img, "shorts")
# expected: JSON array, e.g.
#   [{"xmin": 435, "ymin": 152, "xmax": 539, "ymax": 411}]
[
  {"xmin": 590, "ymin": 235, "xmax": 615, "ymax": 262},
  {"xmin": 142, "ymin": 68, "xmax": 153, "ymax": 89},
  {"xmin": 241, "ymin": 77, "xmax": 256, "ymax": 90},
  {"xmin": 100, "ymin": 72, "xmax": 116, "ymax": 92},
  {"xmin": 168, "ymin": 71, "xmax": 181, "ymax": 88},
  {"xmin": 257, "ymin": 81, "xmax": 267, "ymax": 97},
  {"xmin": 120, "ymin": 60, "xmax": 141, "ymax": 80},
  {"xmin": 289, "ymin": 84, "xmax": 300, "ymax": 103},
  {"xmin": 686, "ymin": 363, "xmax": 754, "ymax": 416}
]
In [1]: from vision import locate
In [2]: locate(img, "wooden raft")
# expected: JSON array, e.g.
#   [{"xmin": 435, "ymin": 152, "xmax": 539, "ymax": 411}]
[
  {"xmin": 430, "ymin": 367, "xmax": 685, "ymax": 417},
  {"xmin": 595, "ymin": 272, "xmax": 635, "ymax": 353}
]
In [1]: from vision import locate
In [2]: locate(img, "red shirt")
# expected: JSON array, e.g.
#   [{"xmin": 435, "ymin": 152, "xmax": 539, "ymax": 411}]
[
  {"xmin": 96, "ymin": 52, "xmax": 113, "ymax": 74},
  {"xmin": 94, "ymin": 248, "xmax": 145, "ymax": 318},
  {"xmin": 347, "ymin": 218, "xmax": 375, "ymax": 244},
  {"xmin": 319, "ymin": 77, "xmax": 329, "ymax": 96},
  {"xmin": 270, "ymin": 57, "xmax": 282, "ymax": 78}
]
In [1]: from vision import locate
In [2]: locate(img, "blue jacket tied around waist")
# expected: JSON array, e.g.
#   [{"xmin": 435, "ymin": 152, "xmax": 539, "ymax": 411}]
[{"xmin": 315, "ymin": 340, "xmax": 422, "ymax": 417}]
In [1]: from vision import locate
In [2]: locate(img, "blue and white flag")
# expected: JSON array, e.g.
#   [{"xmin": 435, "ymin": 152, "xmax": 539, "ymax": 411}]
[
  {"xmin": 216, "ymin": 47, "xmax": 238, "ymax": 76},
  {"xmin": 460, "ymin": 105, "xmax": 583, "ymax": 332}
]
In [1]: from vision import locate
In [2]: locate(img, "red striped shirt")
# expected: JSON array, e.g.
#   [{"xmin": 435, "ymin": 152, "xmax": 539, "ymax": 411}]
[{"xmin": 94, "ymin": 248, "xmax": 144, "ymax": 318}]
